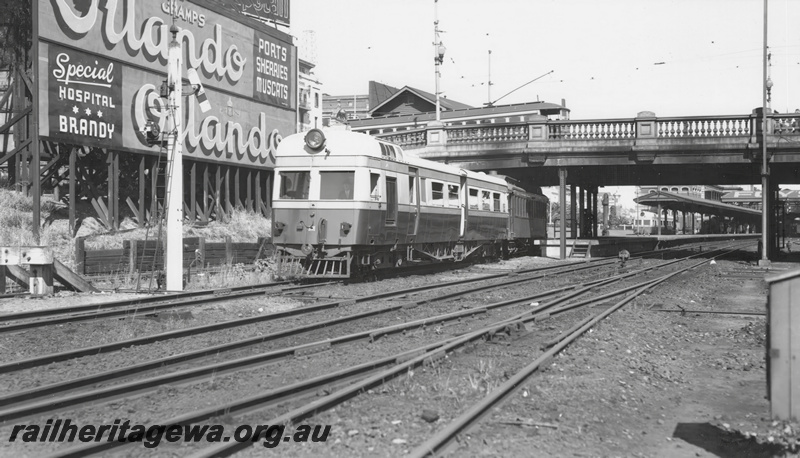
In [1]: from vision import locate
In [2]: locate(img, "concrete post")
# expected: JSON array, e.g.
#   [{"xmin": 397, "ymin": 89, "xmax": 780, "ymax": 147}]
[
  {"xmin": 570, "ymin": 184, "xmax": 577, "ymax": 239},
  {"xmin": 635, "ymin": 111, "xmax": 657, "ymax": 139},
  {"xmin": 426, "ymin": 120, "xmax": 447, "ymax": 146},
  {"xmin": 559, "ymin": 168, "xmax": 567, "ymax": 259},
  {"xmin": 579, "ymin": 187, "xmax": 585, "ymax": 238},
  {"xmin": 591, "ymin": 187, "xmax": 599, "ymax": 237},
  {"xmin": 527, "ymin": 115, "xmax": 548, "ymax": 141}
]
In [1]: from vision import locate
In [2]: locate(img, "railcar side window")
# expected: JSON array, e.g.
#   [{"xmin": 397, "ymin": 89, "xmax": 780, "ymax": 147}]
[
  {"xmin": 447, "ymin": 184, "xmax": 459, "ymax": 207},
  {"xmin": 320, "ymin": 171, "xmax": 355, "ymax": 200},
  {"xmin": 468, "ymin": 188, "xmax": 479, "ymax": 209},
  {"xmin": 493, "ymin": 192, "xmax": 501, "ymax": 212},
  {"xmin": 379, "ymin": 143, "xmax": 397, "ymax": 160},
  {"xmin": 482, "ymin": 191, "xmax": 491, "ymax": 210},
  {"xmin": 408, "ymin": 168, "xmax": 418, "ymax": 205},
  {"xmin": 279, "ymin": 171, "xmax": 310, "ymax": 200},
  {"xmin": 431, "ymin": 182, "xmax": 444, "ymax": 206},
  {"xmin": 420, "ymin": 178, "xmax": 427, "ymax": 203}
]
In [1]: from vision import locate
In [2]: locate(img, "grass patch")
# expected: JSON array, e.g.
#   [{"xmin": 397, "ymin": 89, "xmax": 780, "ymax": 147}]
[{"xmin": 0, "ymin": 187, "xmax": 272, "ymax": 274}]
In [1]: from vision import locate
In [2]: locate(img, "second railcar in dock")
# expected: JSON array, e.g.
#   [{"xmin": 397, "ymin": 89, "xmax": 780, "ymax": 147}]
[{"xmin": 271, "ymin": 129, "xmax": 547, "ymax": 278}]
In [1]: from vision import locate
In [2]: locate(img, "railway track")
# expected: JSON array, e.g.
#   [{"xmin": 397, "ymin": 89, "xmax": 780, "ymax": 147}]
[
  {"xmin": 0, "ymin": 242, "xmax": 750, "ymax": 456},
  {"xmin": 0, "ymin": 259, "xmax": 640, "ymax": 414},
  {"xmin": 0, "ymin": 237, "xmax": 728, "ymax": 333},
  {"xmin": 182, "ymin": 245, "xmax": 747, "ymax": 457},
  {"xmin": 0, "ymin": 257, "xmax": 626, "ymax": 374}
]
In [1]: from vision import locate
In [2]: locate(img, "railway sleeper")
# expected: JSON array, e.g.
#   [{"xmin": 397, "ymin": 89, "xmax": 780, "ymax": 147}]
[{"xmin": 423, "ymin": 350, "xmax": 447, "ymax": 366}]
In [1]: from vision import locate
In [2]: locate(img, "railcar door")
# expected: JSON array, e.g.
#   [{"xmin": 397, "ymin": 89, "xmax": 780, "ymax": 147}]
[
  {"xmin": 386, "ymin": 177, "xmax": 398, "ymax": 226},
  {"xmin": 407, "ymin": 167, "xmax": 419, "ymax": 236},
  {"xmin": 460, "ymin": 174, "xmax": 467, "ymax": 237}
]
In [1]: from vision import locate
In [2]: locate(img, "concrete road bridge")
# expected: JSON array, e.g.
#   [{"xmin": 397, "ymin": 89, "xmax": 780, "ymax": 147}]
[{"xmin": 372, "ymin": 110, "xmax": 800, "ymax": 188}]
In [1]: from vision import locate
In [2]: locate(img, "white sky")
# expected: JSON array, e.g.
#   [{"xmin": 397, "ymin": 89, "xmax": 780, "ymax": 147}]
[
  {"xmin": 290, "ymin": 0, "xmax": 800, "ymax": 208},
  {"xmin": 291, "ymin": 0, "xmax": 800, "ymax": 119}
]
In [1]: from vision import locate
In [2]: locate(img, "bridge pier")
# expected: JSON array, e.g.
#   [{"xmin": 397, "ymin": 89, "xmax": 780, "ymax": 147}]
[
  {"xmin": 579, "ymin": 187, "xmax": 586, "ymax": 238},
  {"xmin": 559, "ymin": 168, "xmax": 568, "ymax": 259},
  {"xmin": 570, "ymin": 184, "xmax": 577, "ymax": 239}
]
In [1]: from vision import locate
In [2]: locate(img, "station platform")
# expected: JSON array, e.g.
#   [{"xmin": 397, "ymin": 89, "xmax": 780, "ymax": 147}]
[{"xmin": 536, "ymin": 233, "xmax": 760, "ymax": 259}]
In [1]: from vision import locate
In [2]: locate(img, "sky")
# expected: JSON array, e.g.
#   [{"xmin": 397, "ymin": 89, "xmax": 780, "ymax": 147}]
[
  {"xmin": 289, "ymin": 0, "xmax": 800, "ymax": 208},
  {"xmin": 290, "ymin": 0, "xmax": 800, "ymax": 119}
]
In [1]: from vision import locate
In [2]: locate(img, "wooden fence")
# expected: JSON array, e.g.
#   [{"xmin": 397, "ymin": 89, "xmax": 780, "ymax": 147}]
[{"xmin": 74, "ymin": 237, "xmax": 271, "ymax": 276}]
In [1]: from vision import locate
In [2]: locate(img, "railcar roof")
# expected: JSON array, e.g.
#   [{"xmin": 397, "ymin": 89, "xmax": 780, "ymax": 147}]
[{"xmin": 276, "ymin": 130, "xmax": 508, "ymax": 187}]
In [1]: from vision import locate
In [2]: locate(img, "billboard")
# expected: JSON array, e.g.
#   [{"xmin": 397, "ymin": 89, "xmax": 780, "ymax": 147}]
[
  {"xmin": 206, "ymin": 0, "xmax": 291, "ymax": 27},
  {"xmin": 37, "ymin": 0, "xmax": 297, "ymax": 167}
]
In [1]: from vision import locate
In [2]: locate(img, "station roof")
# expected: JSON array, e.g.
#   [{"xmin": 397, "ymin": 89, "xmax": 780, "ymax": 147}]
[{"xmin": 634, "ymin": 191, "xmax": 762, "ymax": 222}]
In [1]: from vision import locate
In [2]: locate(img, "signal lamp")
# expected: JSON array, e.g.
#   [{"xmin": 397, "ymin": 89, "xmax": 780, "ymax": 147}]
[
  {"xmin": 274, "ymin": 221, "xmax": 285, "ymax": 236},
  {"xmin": 144, "ymin": 121, "xmax": 162, "ymax": 146},
  {"xmin": 304, "ymin": 129, "xmax": 326, "ymax": 151}
]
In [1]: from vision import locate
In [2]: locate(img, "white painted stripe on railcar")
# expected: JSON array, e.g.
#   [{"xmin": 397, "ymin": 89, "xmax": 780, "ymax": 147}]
[{"xmin": 272, "ymin": 202, "xmax": 507, "ymax": 217}]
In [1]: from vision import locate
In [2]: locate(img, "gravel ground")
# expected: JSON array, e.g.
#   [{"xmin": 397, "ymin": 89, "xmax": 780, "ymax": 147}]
[{"xmin": 1, "ymin": 253, "xmax": 798, "ymax": 458}]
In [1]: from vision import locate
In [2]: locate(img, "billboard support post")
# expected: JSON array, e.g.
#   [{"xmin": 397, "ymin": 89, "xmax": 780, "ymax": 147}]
[
  {"xmin": 31, "ymin": 0, "xmax": 41, "ymax": 244},
  {"xmin": 165, "ymin": 23, "xmax": 184, "ymax": 291}
]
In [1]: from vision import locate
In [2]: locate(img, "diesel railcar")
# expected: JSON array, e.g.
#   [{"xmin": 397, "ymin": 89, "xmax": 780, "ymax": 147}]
[{"xmin": 270, "ymin": 129, "xmax": 547, "ymax": 278}]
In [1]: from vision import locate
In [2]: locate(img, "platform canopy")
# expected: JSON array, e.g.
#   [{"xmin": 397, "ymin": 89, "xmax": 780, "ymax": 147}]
[{"xmin": 634, "ymin": 190, "xmax": 761, "ymax": 224}]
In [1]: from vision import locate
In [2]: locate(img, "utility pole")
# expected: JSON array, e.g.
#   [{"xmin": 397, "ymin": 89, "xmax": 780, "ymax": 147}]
[
  {"xmin": 433, "ymin": 0, "xmax": 445, "ymax": 122},
  {"xmin": 165, "ymin": 22, "xmax": 184, "ymax": 291},
  {"xmin": 487, "ymin": 50, "xmax": 492, "ymax": 105},
  {"xmin": 760, "ymin": 0, "xmax": 770, "ymax": 265}
]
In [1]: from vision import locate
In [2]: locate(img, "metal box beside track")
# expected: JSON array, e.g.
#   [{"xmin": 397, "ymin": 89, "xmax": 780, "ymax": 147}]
[{"xmin": 766, "ymin": 268, "xmax": 800, "ymax": 421}]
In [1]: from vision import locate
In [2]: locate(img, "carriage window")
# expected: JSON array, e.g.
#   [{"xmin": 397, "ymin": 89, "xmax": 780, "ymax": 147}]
[
  {"xmin": 279, "ymin": 171, "xmax": 310, "ymax": 200},
  {"xmin": 447, "ymin": 184, "xmax": 459, "ymax": 207},
  {"xmin": 482, "ymin": 191, "xmax": 491, "ymax": 210},
  {"xmin": 493, "ymin": 192, "xmax": 501, "ymax": 212},
  {"xmin": 420, "ymin": 178, "xmax": 427, "ymax": 203},
  {"xmin": 370, "ymin": 173, "xmax": 381, "ymax": 200},
  {"xmin": 320, "ymin": 171, "xmax": 355, "ymax": 200},
  {"xmin": 468, "ymin": 188, "xmax": 479, "ymax": 209},
  {"xmin": 431, "ymin": 182, "xmax": 444, "ymax": 206}
]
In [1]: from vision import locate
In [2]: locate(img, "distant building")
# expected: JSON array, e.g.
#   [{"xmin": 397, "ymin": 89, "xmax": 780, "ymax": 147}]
[
  {"xmin": 323, "ymin": 93, "xmax": 370, "ymax": 125},
  {"xmin": 297, "ymin": 58, "xmax": 322, "ymax": 131},
  {"xmin": 322, "ymin": 80, "xmax": 570, "ymax": 133},
  {"xmin": 296, "ymin": 31, "xmax": 323, "ymax": 132}
]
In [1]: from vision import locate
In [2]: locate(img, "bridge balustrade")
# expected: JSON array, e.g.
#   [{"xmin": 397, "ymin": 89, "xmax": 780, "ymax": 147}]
[
  {"xmin": 373, "ymin": 112, "xmax": 800, "ymax": 150},
  {"xmin": 548, "ymin": 120, "xmax": 636, "ymax": 140},
  {"xmin": 772, "ymin": 113, "xmax": 800, "ymax": 135},
  {"xmin": 655, "ymin": 117, "xmax": 751, "ymax": 138}
]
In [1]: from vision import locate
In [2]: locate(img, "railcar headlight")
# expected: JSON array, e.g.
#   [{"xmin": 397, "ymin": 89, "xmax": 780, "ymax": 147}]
[
  {"xmin": 274, "ymin": 221, "xmax": 286, "ymax": 236},
  {"xmin": 340, "ymin": 222, "xmax": 352, "ymax": 236},
  {"xmin": 304, "ymin": 129, "xmax": 326, "ymax": 151}
]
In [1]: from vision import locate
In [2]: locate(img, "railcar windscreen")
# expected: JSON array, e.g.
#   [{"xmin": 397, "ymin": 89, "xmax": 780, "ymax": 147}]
[
  {"xmin": 279, "ymin": 171, "xmax": 310, "ymax": 199},
  {"xmin": 321, "ymin": 171, "xmax": 355, "ymax": 200}
]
